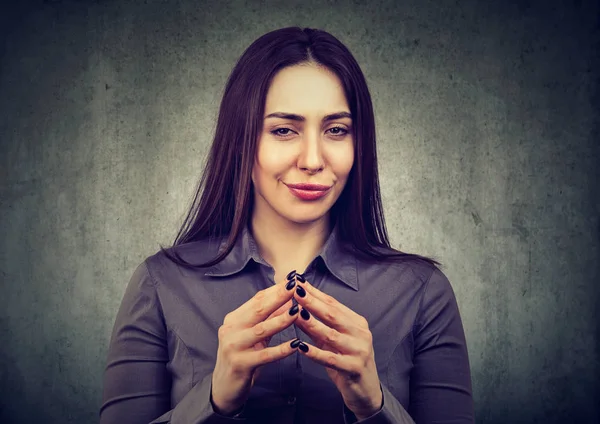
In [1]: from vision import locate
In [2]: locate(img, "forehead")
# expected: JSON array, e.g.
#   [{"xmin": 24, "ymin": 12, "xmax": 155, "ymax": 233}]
[{"xmin": 264, "ymin": 64, "xmax": 349, "ymax": 114}]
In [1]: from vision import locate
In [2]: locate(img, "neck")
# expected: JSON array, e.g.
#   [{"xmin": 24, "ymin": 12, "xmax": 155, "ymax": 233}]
[{"xmin": 250, "ymin": 211, "xmax": 332, "ymax": 283}]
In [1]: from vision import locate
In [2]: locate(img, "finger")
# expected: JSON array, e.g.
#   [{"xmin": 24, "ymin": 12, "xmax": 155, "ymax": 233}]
[
  {"xmin": 234, "ymin": 279, "xmax": 297, "ymax": 327},
  {"xmin": 245, "ymin": 337, "xmax": 302, "ymax": 369},
  {"xmin": 295, "ymin": 306, "xmax": 364, "ymax": 355},
  {"xmin": 293, "ymin": 284, "xmax": 356, "ymax": 334},
  {"xmin": 294, "ymin": 339, "xmax": 362, "ymax": 379},
  {"xmin": 296, "ymin": 277, "xmax": 359, "ymax": 323},
  {"xmin": 261, "ymin": 298, "xmax": 295, "ymax": 346},
  {"xmin": 267, "ymin": 298, "xmax": 294, "ymax": 320},
  {"xmin": 239, "ymin": 302, "xmax": 300, "ymax": 350}
]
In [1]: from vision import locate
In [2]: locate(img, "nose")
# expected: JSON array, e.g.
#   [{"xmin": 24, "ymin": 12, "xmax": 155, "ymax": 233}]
[{"xmin": 297, "ymin": 129, "xmax": 325, "ymax": 174}]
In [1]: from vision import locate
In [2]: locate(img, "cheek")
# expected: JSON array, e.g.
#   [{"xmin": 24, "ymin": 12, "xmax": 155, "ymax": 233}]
[
  {"xmin": 329, "ymin": 144, "xmax": 354, "ymax": 175},
  {"xmin": 256, "ymin": 146, "xmax": 292, "ymax": 175}
]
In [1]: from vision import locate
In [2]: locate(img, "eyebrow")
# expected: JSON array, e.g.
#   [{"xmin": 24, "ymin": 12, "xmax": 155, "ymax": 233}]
[{"xmin": 264, "ymin": 111, "xmax": 352, "ymax": 122}]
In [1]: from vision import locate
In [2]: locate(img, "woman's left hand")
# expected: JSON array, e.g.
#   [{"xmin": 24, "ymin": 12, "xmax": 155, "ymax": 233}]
[{"xmin": 292, "ymin": 276, "xmax": 383, "ymax": 419}]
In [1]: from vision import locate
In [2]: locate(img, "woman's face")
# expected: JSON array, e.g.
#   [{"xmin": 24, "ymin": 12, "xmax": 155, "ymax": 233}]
[{"xmin": 251, "ymin": 63, "xmax": 355, "ymax": 226}]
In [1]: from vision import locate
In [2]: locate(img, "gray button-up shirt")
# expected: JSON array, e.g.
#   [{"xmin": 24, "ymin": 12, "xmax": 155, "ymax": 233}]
[{"xmin": 100, "ymin": 220, "xmax": 474, "ymax": 423}]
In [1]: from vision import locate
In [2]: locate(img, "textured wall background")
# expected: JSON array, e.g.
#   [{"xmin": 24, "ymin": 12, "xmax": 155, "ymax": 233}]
[{"xmin": 0, "ymin": 0, "xmax": 598, "ymax": 423}]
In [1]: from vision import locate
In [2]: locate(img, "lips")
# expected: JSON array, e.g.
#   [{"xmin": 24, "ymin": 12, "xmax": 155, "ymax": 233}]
[
  {"xmin": 285, "ymin": 183, "xmax": 332, "ymax": 191},
  {"xmin": 284, "ymin": 182, "xmax": 333, "ymax": 201}
]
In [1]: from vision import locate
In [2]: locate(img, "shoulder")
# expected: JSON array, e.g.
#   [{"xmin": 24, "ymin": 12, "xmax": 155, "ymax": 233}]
[
  {"xmin": 351, "ymin": 243, "xmax": 443, "ymax": 289},
  {"xmin": 397, "ymin": 257, "xmax": 454, "ymax": 303},
  {"xmin": 141, "ymin": 235, "xmax": 227, "ymax": 284}
]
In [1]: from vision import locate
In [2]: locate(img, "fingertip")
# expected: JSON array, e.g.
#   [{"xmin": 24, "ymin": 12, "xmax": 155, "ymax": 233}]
[
  {"xmin": 297, "ymin": 341, "xmax": 309, "ymax": 353},
  {"xmin": 289, "ymin": 338, "xmax": 301, "ymax": 350}
]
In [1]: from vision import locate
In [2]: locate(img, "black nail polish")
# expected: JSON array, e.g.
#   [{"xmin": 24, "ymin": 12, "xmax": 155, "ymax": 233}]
[
  {"xmin": 298, "ymin": 342, "xmax": 309, "ymax": 352},
  {"xmin": 295, "ymin": 285, "xmax": 306, "ymax": 297},
  {"xmin": 290, "ymin": 338, "xmax": 301, "ymax": 349},
  {"xmin": 296, "ymin": 274, "xmax": 306, "ymax": 283},
  {"xmin": 286, "ymin": 279, "xmax": 296, "ymax": 291},
  {"xmin": 300, "ymin": 308, "xmax": 310, "ymax": 320},
  {"xmin": 286, "ymin": 270, "xmax": 297, "ymax": 280},
  {"xmin": 288, "ymin": 304, "xmax": 299, "ymax": 315}
]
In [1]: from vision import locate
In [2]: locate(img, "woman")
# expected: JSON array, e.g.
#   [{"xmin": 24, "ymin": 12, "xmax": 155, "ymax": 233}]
[{"xmin": 100, "ymin": 27, "xmax": 474, "ymax": 424}]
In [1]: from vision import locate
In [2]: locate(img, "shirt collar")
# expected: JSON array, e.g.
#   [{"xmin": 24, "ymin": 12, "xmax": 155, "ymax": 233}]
[{"xmin": 204, "ymin": 220, "xmax": 358, "ymax": 291}]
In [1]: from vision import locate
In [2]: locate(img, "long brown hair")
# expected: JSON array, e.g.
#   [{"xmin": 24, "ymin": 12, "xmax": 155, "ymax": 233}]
[{"xmin": 159, "ymin": 27, "xmax": 441, "ymax": 270}]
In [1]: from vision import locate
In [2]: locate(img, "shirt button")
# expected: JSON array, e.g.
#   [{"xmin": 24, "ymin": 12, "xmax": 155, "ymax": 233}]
[{"xmin": 287, "ymin": 395, "xmax": 296, "ymax": 405}]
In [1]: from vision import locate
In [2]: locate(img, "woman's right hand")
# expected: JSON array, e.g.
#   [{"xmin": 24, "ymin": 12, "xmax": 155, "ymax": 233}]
[{"xmin": 211, "ymin": 277, "xmax": 301, "ymax": 416}]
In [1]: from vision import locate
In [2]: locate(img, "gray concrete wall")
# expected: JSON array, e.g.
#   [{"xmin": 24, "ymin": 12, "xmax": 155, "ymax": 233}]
[{"xmin": 1, "ymin": 0, "xmax": 598, "ymax": 423}]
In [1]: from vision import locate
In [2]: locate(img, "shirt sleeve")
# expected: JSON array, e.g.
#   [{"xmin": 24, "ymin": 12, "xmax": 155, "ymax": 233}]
[
  {"xmin": 99, "ymin": 260, "xmax": 248, "ymax": 424},
  {"xmin": 341, "ymin": 266, "xmax": 474, "ymax": 424},
  {"xmin": 341, "ymin": 382, "xmax": 416, "ymax": 424},
  {"xmin": 408, "ymin": 267, "xmax": 475, "ymax": 423}
]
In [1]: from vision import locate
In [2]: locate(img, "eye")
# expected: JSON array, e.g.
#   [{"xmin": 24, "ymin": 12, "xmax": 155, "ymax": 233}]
[
  {"xmin": 327, "ymin": 126, "xmax": 349, "ymax": 137},
  {"xmin": 270, "ymin": 126, "xmax": 349, "ymax": 139},
  {"xmin": 271, "ymin": 128, "xmax": 295, "ymax": 137}
]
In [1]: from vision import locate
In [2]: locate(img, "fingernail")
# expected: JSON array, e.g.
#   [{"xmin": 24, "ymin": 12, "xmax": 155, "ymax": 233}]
[
  {"xmin": 295, "ymin": 285, "xmax": 306, "ymax": 297},
  {"xmin": 290, "ymin": 338, "xmax": 301, "ymax": 349},
  {"xmin": 298, "ymin": 342, "xmax": 309, "ymax": 352},
  {"xmin": 286, "ymin": 270, "xmax": 297, "ymax": 280},
  {"xmin": 288, "ymin": 304, "xmax": 299, "ymax": 315},
  {"xmin": 296, "ymin": 273, "xmax": 306, "ymax": 283},
  {"xmin": 286, "ymin": 279, "xmax": 296, "ymax": 291},
  {"xmin": 300, "ymin": 308, "xmax": 310, "ymax": 320}
]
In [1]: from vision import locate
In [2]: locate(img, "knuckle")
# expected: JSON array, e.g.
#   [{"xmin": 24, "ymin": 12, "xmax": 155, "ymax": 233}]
[
  {"xmin": 324, "ymin": 294, "xmax": 336, "ymax": 306},
  {"xmin": 255, "ymin": 290, "xmax": 266, "ymax": 301},
  {"xmin": 258, "ymin": 348, "xmax": 272, "ymax": 363},
  {"xmin": 326, "ymin": 328, "xmax": 338, "ymax": 344},
  {"xmin": 253, "ymin": 322, "xmax": 266, "ymax": 336},
  {"xmin": 218, "ymin": 323, "xmax": 231, "ymax": 340},
  {"xmin": 362, "ymin": 327, "xmax": 373, "ymax": 343},
  {"xmin": 282, "ymin": 312, "xmax": 293, "ymax": 325},
  {"xmin": 224, "ymin": 340, "xmax": 237, "ymax": 352},
  {"xmin": 325, "ymin": 310, "xmax": 337, "ymax": 324},
  {"xmin": 326, "ymin": 353, "xmax": 338, "ymax": 368},
  {"xmin": 254, "ymin": 301, "xmax": 266, "ymax": 317},
  {"xmin": 358, "ymin": 343, "xmax": 371, "ymax": 359},
  {"xmin": 360, "ymin": 316, "xmax": 370, "ymax": 329}
]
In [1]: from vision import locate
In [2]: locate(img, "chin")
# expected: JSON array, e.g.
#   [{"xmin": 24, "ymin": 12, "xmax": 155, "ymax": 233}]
[{"xmin": 282, "ymin": 210, "xmax": 329, "ymax": 225}]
